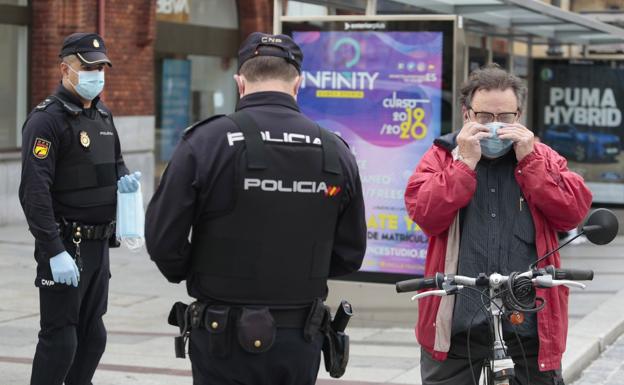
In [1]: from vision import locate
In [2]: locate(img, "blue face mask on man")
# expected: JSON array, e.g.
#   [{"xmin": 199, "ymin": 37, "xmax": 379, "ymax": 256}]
[
  {"xmin": 480, "ymin": 122, "xmax": 513, "ymax": 159},
  {"xmin": 68, "ymin": 66, "xmax": 105, "ymax": 100}
]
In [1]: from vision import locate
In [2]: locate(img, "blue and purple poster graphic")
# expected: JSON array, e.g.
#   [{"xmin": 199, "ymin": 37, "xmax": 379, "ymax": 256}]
[{"xmin": 293, "ymin": 31, "xmax": 443, "ymax": 276}]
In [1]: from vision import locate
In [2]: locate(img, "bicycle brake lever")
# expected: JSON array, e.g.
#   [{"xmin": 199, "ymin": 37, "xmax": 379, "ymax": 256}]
[
  {"xmin": 410, "ymin": 285, "xmax": 464, "ymax": 301},
  {"xmin": 554, "ymin": 280, "xmax": 586, "ymax": 289},
  {"xmin": 533, "ymin": 276, "xmax": 586, "ymax": 289}
]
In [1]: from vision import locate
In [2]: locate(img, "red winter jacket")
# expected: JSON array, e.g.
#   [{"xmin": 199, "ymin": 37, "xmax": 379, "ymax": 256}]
[{"xmin": 404, "ymin": 134, "xmax": 592, "ymax": 371}]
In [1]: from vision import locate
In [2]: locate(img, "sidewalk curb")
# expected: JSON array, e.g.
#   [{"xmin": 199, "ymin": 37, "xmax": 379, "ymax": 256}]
[{"xmin": 563, "ymin": 287, "xmax": 624, "ymax": 383}]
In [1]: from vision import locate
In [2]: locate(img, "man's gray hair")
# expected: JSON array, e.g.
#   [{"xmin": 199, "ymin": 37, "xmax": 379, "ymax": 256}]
[
  {"xmin": 459, "ymin": 64, "xmax": 527, "ymax": 111},
  {"xmin": 61, "ymin": 54, "xmax": 79, "ymax": 65}
]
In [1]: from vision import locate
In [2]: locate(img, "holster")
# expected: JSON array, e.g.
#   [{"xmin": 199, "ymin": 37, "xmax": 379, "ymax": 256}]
[
  {"xmin": 168, "ymin": 302, "xmax": 190, "ymax": 359},
  {"xmin": 303, "ymin": 298, "xmax": 326, "ymax": 342},
  {"xmin": 321, "ymin": 304, "xmax": 351, "ymax": 378},
  {"xmin": 168, "ymin": 301, "xmax": 189, "ymax": 329}
]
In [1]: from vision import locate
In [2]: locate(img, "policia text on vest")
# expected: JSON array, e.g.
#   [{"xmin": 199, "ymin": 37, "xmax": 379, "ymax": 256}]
[{"xmin": 145, "ymin": 32, "xmax": 367, "ymax": 385}]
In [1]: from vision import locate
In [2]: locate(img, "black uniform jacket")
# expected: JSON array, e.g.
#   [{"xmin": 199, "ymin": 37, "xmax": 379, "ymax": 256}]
[
  {"xmin": 145, "ymin": 91, "xmax": 367, "ymax": 285},
  {"xmin": 19, "ymin": 85, "xmax": 128, "ymax": 260}
]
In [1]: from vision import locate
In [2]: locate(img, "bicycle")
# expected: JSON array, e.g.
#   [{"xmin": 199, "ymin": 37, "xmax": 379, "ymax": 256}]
[{"xmin": 396, "ymin": 208, "xmax": 619, "ymax": 385}]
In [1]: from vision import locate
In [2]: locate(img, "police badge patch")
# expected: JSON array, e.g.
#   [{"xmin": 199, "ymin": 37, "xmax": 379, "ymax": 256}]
[
  {"xmin": 33, "ymin": 138, "xmax": 51, "ymax": 159},
  {"xmin": 79, "ymin": 131, "xmax": 91, "ymax": 148}
]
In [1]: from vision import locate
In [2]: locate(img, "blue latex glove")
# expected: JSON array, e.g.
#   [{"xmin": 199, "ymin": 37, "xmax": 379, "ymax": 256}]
[
  {"xmin": 118, "ymin": 171, "xmax": 142, "ymax": 193},
  {"xmin": 49, "ymin": 251, "xmax": 80, "ymax": 287}
]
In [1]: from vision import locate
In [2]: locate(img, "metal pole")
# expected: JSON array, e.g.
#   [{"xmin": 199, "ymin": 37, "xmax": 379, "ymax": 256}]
[
  {"xmin": 273, "ymin": 0, "xmax": 283, "ymax": 34},
  {"xmin": 509, "ymin": 32, "xmax": 514, "ymax": 74},
  {"xmin": 527, "ymin": 35, "xmax": 534, "ymax": 131},
  {"xmin": 366, "ymin": 0, "xmax": 377, "ymax": 16}
]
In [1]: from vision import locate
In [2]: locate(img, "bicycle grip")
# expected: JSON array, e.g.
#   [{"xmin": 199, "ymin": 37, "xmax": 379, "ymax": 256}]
[
  {"xmin": 396, "ymin": 274, "xmax": 442, "ymax": 293},
  {"xmin": 551, "ymin": 267, "xmax": 594, "ymax": 281},
  {"xmin": 545, "ymin": 265, "xmax": 594, "ymax": 281}
]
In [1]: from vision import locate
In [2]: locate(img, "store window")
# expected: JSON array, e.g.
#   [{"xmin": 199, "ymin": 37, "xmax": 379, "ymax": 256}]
[
  {"xmin": 286, "ymin": 1, "xmax": 329, "ymax": 16},
  {"xmin": 155, "ymin": 0, "xmax": 238, "ymax": 176},
  {"xmin": 0, "ymin": 4, "xmax": 28, "ymax": 150}
]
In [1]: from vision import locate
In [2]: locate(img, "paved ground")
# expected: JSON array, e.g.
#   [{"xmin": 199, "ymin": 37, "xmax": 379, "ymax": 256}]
[
  {"xmin": 572, "ymin": 335, "xmax": 624, "ymax": 385},
  {"xmin": 1, "ymin": 223, "xmax": 624, "ymax": 384}
]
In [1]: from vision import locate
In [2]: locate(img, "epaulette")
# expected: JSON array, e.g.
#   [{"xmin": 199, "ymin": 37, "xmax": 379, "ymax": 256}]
[
  {"xmin": 319, "ymin": 126, "xmax": 350, "ymax": 149},
  {"xmin": 35, "ymin": 97, "xmax": 56, "ymax": 111},
  {"xmin": 95, "ymin": 100, "xmax": 110, "ymax": 118},
  {"xmin": 334, "ymin": 131, "xmax": 350, "ymax": 149},
  {"xmin": 183, "ymin": 114, "xmax": 226, "ymax": 137},
  {"xmin": 38, "ymin": 95, "xmax": 81, "ymax": 116}
]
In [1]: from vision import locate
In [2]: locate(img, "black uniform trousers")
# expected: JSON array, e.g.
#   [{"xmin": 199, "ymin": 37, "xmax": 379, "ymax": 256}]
[
  {"xmin": 189, "ymin": 327, "xmax": 324, "ymax": 385},
  {"xmin": 420, "ymin": 332, "xmax": 565, "ymax": 385},
  {"xmin": 30, "ymin": 238, "xmax": 110, "ymax": 385}
]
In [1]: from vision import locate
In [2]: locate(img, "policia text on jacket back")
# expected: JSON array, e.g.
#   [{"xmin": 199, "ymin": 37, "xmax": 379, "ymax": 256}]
[
  {"xmin": 18, "ymin": 32, "xmax": 141, "ymax": 385},
  {"xmin": 145, "ymin": 32, "xmax": 367, "ymax": 385}
]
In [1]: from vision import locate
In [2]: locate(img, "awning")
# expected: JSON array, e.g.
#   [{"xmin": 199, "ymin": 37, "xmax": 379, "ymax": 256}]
[
  {"xmin": 289, "ymin": 0, "xmax": 624, "ymax": 45},
  {"xmin": 378, "ymin": 0, "xmax": 624, "ymax": 45}
]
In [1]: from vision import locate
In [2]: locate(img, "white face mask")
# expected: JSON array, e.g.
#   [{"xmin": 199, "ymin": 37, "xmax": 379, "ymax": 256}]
[{"xmin": 67, "ymin": 66, "xmax": 105, "ymax": 100}]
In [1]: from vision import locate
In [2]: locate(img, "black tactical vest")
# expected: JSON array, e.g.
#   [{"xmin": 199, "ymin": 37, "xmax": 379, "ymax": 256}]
[
  {"xmin": 44, "ymin": 95, "xmax": 118, "ymax": 208},
  {"xmin": 191, "ymin": 111, "xmax": 345, "ymax": 305}
]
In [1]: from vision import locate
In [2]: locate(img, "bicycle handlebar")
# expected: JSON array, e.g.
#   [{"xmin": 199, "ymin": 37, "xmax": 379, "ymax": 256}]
[
  {"xmin": 395, "ymin": 273, "xmax": 444, "ymax": 293},
  {"xmin": 395, "ymin": 266, "xmax": 594, "ymax": 294}
]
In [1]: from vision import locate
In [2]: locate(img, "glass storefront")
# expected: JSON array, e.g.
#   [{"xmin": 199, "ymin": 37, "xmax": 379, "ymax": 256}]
[
  {"xmin": 0, "ymin": 22, "xmax": 28, "ymax": 150},
  {"xmin": 154, "ymin": 0, "xmax": 238, "ymax": 177}
]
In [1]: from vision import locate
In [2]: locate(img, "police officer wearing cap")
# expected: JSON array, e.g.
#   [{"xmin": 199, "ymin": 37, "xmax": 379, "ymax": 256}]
[
  {"xmin": 145, "ymin": 32, "xmax": 367, "ymax": 385},
  {"xmin": 19, "ymin": 32, "xmax": 141, "ymax": 385}
]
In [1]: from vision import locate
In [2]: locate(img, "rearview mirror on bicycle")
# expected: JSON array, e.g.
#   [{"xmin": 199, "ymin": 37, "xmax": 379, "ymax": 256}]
[{"xmin": 396, "ymin": 209, "xmax": 619, "ymax": 385}]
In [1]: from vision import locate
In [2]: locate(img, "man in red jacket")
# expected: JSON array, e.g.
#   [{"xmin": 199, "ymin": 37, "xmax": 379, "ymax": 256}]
[{"xmin": 404, "ymin": 64, "xmax": 592, "ymax": 385}]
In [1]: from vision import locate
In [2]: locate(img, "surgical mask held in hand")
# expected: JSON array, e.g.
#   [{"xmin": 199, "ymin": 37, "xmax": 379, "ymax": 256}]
[
  {"xmin": 116, "ymin": 183, "xmax": 145, "ymax": 252},
  {"xmin": 480, "ymin": 122, "xmax": 513, "ymax": 159}
]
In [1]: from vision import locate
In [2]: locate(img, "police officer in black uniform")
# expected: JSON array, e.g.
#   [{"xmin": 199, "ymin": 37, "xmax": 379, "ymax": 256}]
[
  {"xmin": 145, "ymin": 32, "xmax": 367, "ymax": 385},
  {"xmin": 19, "ymin": 32, "xmax": 140, "ymax": 385}
]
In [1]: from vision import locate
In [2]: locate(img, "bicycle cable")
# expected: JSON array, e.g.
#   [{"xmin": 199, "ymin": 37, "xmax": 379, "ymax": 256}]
[
  {"xmin": 497, "ymin": 274, "xmax": 538, "ymax": 384},
  {"xmin": 462, "ymin": 284, "xmax": 532, "ymax": 385},
  {"xmin": 427, "ymin": 275, "xmax": 542, "ymax": 385},
  {"xmin": 503, "ymin": 272, "xmax": 545, "ymax": 313},
  {"xmin": 460, "ymin": 286, "xmax": 506, "ymax": 385}
]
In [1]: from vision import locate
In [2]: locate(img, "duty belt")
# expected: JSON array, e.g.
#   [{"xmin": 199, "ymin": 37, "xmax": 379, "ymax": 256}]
[
  {"xmin": 168, "ymin": 300, "xmax": 325, "ymax": 359},
  {"xmin": 58, "ymin": 219, "xmax": 115, "ymax": 241},
  {"xmin": 58, "ymin": 219, "xmax": 115, "ymax": 272},
  {"xmin": 180, "ymin": 302, "xmax": 311, "ymax": 330}
]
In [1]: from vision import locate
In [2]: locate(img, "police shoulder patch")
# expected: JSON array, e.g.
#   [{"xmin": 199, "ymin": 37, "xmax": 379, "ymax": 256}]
[{"xmin": 33, "ymin": 138, "xmax": 51, "ymax": 159}]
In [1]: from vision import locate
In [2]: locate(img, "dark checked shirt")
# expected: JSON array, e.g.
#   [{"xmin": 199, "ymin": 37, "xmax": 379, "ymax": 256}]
[{"xmin": 451, "ymin": 150, "xmax": 538, "ymax": 339}]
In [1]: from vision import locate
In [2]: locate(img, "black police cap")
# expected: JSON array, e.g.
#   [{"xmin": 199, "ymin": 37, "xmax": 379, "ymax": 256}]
[
  {"xmin": 59, "ymin": 32, "xmax": 112, "ymax": 67},
  {"xmin": 238, "ymin": 32, "xmax": 303, "ymax": 73}
]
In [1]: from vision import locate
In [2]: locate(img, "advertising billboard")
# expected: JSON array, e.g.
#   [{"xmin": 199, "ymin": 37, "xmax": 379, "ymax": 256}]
[
  {"xmin": 283, "ymin": 18, "xmax": 455, "ymax": 282},
  {"xmin": 533, "ymin": 59, "xmax": 624, "ymax": 205}
]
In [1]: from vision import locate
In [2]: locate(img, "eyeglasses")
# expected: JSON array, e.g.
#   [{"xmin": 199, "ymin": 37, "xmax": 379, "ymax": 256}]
[
  {"xmin": 81, "ymin": 64, "xmax": 106, "ymax": 72},
  {"xmin": 469, "ymin": 107, "xmax": 519, "ymax": 124}
]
